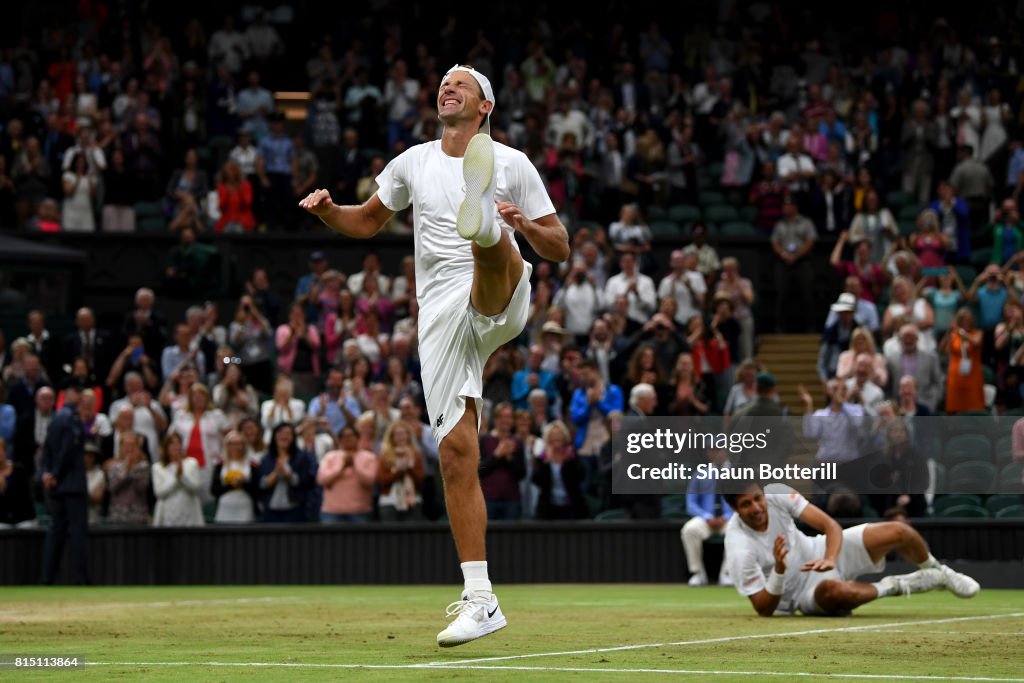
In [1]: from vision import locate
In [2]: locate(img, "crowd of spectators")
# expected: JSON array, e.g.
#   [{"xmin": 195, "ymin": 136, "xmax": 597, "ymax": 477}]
[{"xmin": 3, "ymin": 2, "xmax": 1024, "ymax": 529}]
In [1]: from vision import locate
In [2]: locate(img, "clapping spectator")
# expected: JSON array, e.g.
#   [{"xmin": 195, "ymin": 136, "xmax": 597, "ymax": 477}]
[
  {"xmin": 214, "ymin": 159, "xmax": 255, "ymax": 233},
  {"xmin": 229, "ymin": 294, "xmax": 274, "ymax": 393},
  {"xmin": 883, "ymin": 276, "xmax": 936, "ymax": 351},
  {"xmin": 479, "ymin": 402, "xmax": 527, "ymax": 521},
  {"xmin": 211, "ymin": 359, "xmax": 258, "ymax": 425},
  {"xmin": 848, "ymin": 189, "xmax": 898, "ymax": 264},
  {"xmin": 835, "ymin": 327, "xmax": 887, "ymax": 386},
  {"xmin": 169, "ymin": 383, "xmax": 230, "ymax": 493},
  {"xmin": 532, "ymin": 421, "xmax": 588, "ymax": 520},
  {"xmin": 211, "ymin": 431, "xmax": 260, "ymax": 523},
  {"xmin": 604, "ymin": 252, "xmax": 657, "ymax": 329},
  {"xmin": 61, "ymin": 153, "xmax": 97, "ymax": 232},
  {"xmin": 941, "ymin": 308, "xmax": 986, "ymax": 414},
  {"xmin": 260, "ymin": 375, "xmax": 306, "ymax": 444},
  {"xmin": 376, "ymin": 420, "xmax": 425, "ymax": 521},
  {"xmin": 884, "ymin": 325, "xmax": 944, "ymax": 411},
  {"xmin": 258, "ymin": 423, "xmax": 317, "ymax": 523},
  {"xmin": 104, "ymin": 431, "xmax": 151, "ymax": 525},
  {"xmin": 164, "ymin": 148, "xmax": 210, "ymax": 223},
  {"xmin": 317, "ymin": 425, "xmax": 377, "ymax": 523},
  {"xmin": 275, "ymin": 304, "xmax": 321, "ymax": 399},
  {"xmin": 666, "ymin": 352, "xmax": 710, "ymax": 416},
  {"xmin": 830, "ymin": 231, "xmax": 888, "ymax": 303},
  {"xmin": 152, "ymin": 432, "xmax": 204, "ymax": 527}
]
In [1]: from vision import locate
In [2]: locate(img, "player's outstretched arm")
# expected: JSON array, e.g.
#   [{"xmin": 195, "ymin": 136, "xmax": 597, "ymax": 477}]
[
  {"xmin": 798, "ymin": 504, "xmax": 843, "ymax": 572},
  {"xmin": 497, "ymin": 204, "xmax": 571, "ymax": 263},
  {"xmin": 299, "ymin": 189, "xmax": 393, "ymax": 239}
]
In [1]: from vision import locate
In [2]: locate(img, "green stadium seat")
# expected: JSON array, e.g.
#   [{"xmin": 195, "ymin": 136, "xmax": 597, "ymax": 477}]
[
  {"xmin": 739, "ymin": 205, "xmax": 758, "ymax": 223},
  {"xmin": 661, "ymin": 509, "xmax": 691, "ymax": 520},
  {"xmin": 936, "ymin": 503, "xmax": 990, "ymax": 518},
  {"xmin": 669, "ymin": 204, "xmax": 702, "ymax": 224},
  {"xmin": 932, "ymin": 494, "xmax": 982, "ymax": 515},
  {"xmin": 647, "ymin": 205, "xmax": 669, "ymax": 221},
  {"xmin": 944, "ymin": 413, "xmax": 994, "ymax": 438},
  {"xmin": 133, "ymin": 201, "xmax": 163, "ymax": 219},
  {"xmin": 955, "ymin": 265, "xmax": 977, "ymax": 287},
  {"xmin": 898, "ymin": 220, "xmax": 917, "ymax": 237},
  {"xmin": 718, "ymin": 221, "xmax": 759, "ymax": 238},
  {"xmin": 999, "ymin": 462, "xmax": 1024, "ymax": 493},
  {"xmin": 203, "ymin": 501, "xmax": 216, "ymax": 524},
  {"xmin": 594, "ymin": 508, "xmax": 630, "ymax": 521},
  {"xmin": 994, "ymin": 435, "xmax": 1014, "ymax": 468},
  {"xmin": 137, "ymin": 215, "xmax": 168, "ymax": 232},
  {"xmin": 708, "ymin": 161, "xmax": 725, "ymax": 182},
  {"xmin": 698, "ymin": 190, "xmax": 726, "ymax": 206},
  {"xmin": 984, "ymin": 494, "xmax": 1021, "ymax": 516},
  {"xmin": 660, "ymin": 494, "xmax": 688, "ymax": 513},
  {"xmin": 942, "ymin": 434, "xmax": 992, "ymax": 468},
  {"xmin": 948, "ymin": 461, "xmax": 998, "ymax": 494},
  {"xmin": 704, "ymin": 204, "xmax": 739, "ymax": 224},
  {"xmin": 885, "ymin": 190, "xmax": 914, "ymax": 209},
  {"xmin": 650, "ymin": 220, "xmax": 683, "ymax": 237},
  {"xmin": 898, "ymin": 204, "xmax": 924, "ymax": 221},
  {"xmin": 995, "ymin": 504, "xmax": 1024, "ymax": 518}
]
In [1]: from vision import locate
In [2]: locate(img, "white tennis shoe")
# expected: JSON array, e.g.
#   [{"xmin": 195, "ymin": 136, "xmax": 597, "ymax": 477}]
[
  {"xmin": 938, "ymin": 564, "xmax": 980, "ymax": 598},
  {"xmin": 879, "ymin": 568, "xmax": 946, "ymax": 597},
  {"xmin": 456, "ymin": 133, "xmax": 496, "ymax": 241},
  {"xmin": 436, "ymin": 591, "xmax": 507, "ymax": 647}
]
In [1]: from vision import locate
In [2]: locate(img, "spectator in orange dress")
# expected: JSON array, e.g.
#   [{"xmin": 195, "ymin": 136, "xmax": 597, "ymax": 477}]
[{"xmin": 941, "ymin": 307, "xmax": 985, "ymax": 414}]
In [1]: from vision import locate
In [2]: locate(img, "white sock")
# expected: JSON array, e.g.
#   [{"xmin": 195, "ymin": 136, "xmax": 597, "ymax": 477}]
[
  {"xmin": 872, "ymin": 581, "xmax": 894, "ymax": 598},
  {"xmin": 918, "ymin": 554, "xmax": 940, "ymax": 570},
  {"xmin": 474, "ymin": 219, "xmax": 501, "ymax": 248},
  {"xmin": 462, "ymin": 561, "xmax": 492, "ymax": 597}
]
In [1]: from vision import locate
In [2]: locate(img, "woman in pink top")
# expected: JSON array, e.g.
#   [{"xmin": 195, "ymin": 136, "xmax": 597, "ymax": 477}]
[
  {"xmin": 317, "ymin": 425, "xmax": 378, "ymax": 523},
  {"xmin": 275, "ymin": 303, "xmax": 321, "ymax": 399}
]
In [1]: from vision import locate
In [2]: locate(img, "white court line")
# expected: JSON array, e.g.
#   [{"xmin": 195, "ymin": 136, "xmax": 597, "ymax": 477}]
[
  {"xmin": 0, "ymin": 596, "xmax": 299, "ymax": 616},
  {"xmin": 432, "ymin": 611, "xmax": 1024, "ymax": 666},
  {"xmin": 83, "ymin": 662, "xmax": 1024, "ymax": 681},
  {"xmin": 876, "ymin": 630, "xmax": 1024, "ymax": 636}
]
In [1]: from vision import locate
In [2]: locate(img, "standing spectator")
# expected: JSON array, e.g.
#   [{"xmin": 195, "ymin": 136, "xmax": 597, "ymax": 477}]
[
  {"xmin": 901, "ymin": 99, "xmax": 938, "ymax": 205},
  {"xmin": 666, "ymin": 352, "xmax": 710, "ymax": 417},
  {"xmin": 722, "ymin": 359, "xmax": 760, "ymax": 426},
  {"xmin": 777, "ymin": 134, "xmax": 817, "ymax": 212},
  {"xmin": 835, "ymin": 326, "xmax": 887, "ymax": 386},
  {"xmin": 966, "ymin": 265, "xmax": 1010, "ymax": 343},
  {"xmin": 104, "ymin": 431, "xmax": 152, "ymax": 525},
  {"xmin": 105, "ymin": 333, "xmax": 161, "ymax": 398},
  {"xmin": 511, "ymin": 344, "xmax": 557, "ymax": 411},
  {"xmin": 84, "ymin": 443, "xmax": 105, "ymax": 526},
  {"xmin": 532, "ymin": 421, "xmax": 588, "ymax": 520},
  {"xmin": 229, "ymin": 294, "xmax": 274, "ymax": 393},
  {"xmin": 276, "ymin": 304, "xmax": 321, "ymax": 399},
  {"xmin": 830, "ymin": 232, "xmax": 888, "ymax": 303},
  {"xmin": 211, "ymin": 360, "xmax": 259, "ymax": 426},
  {"xmin": 681, "ymin": 447, "xmax": 734, "ymax": 586},
  {"xmin": 0, "ymin": 437, "xmax": 36, "ymax": 528},
  {"xmin": 152, "ymin": 432, "xmax": 204, "ymax": 527},
  {"xmin": 308, "ymin": 368, "xmax": 362, "ymax": 436},
  {"xmin": 121, "ymin": 287, "xmax": 169, "ymax": 364},
  {"xmin": 658, "ymin": 249, "xmax": 706, "ymax": 328},
  {"xmin": 215, "ymin": 159, "xmax": 255, "ymax": 233},
  {"xmin": 987, "ymin": 198, "xmax": 1023, "ymax": 267},
  {"xmin": 161, "ymin": 323, "xmax": 207, "ymax": 383},
  {"xmin": 771, "ymin": 197, "xmax": 818, "ymax": 332},
  {"xmin": 229, "ymin": 130, "xmax": 259, "ymax": 182},
  {"xmin": 13, "ymin": 385, "xmax": 55, "ymax": 490},
  {"xmin": 748, "ymin": 158, "xmax": 789, "ymax": 233},
  {"xmin": 258, "ymin": 422, "xmax": 317, "ymax": 523},
  {"xmin": 555, "ymin": 261, "xmax": 604, "ymax": 347},
  {"xmin": 924, "ymin": 267, "xmax": 967, "ymax": 346},
  {"xmin": 808, "ymin": 168, "xmax": 854, "ymax": 235},
  {"xmin": 949, "ymin": 144, "xmax": 994, "ymax": 239},
  {"xmin": 570, "ymin": 359, "xmax": 623, "ymax": 486},
  {"xmin": 885, "ymin": 325, "xmax": 944, "ymax": 411},
  {"xmin": 208, "ymin": 15, "xmax": 248, "ymax": 75},
  {"xmin": 236, "ymin": 71, "xmax": 273, "ymax": 141},
  {"xmin": 845, "ymin": 353, "xmax": 887, "ymax": 416},
  {"xmin": 211, "ymin": 431, "xmax": 260, "ymax": 523},
  {"xmin": 6, "ymin": 353, "xmax": 50, "ymax": 418},
  {"xmin": 383, "ymin": 59, "xmax": 419, "ymax": 151},
  {"xmin": 169, "ymin": 383, "xmax": 230, "ymax": 498},
  {"xmin": 255, "ymin": 113, "xmax": 296, "ymax": 231},
  {"xmin": 107, "ymin": 372, "xmax": 168, "ymax": 463},
  {"xmin": 40, "ymin": 385, "xmax": 89, "ymax": 584},
  {"xmin": 122, "ymin": 113, "xmax": 163, "ymax": 201},
  {"xmin": 883, "ymin": 276, "xmax": 936, "ymax": 351},
  {"xmin": 847, "ymin": 189, "xmax": 898, "ymax": 264},
  {"xmin": 681, "ymin": 223, "xmax": 722, "ymax": 284},
  {"xmin": 908, "ymin": 209, "xmax": 952, "ymax": 275},
  {"xmin": 714, "ymin": 257, "xmax": 756, "ymax": 362},
  {"xmin": 604, "ymin": 253, "xmax": 657, "ymax": 330},
  {"xmin": 941, "ymin": 308, "xmax": 985, "ymax": 414},
  {"xmin": 12, "ymin": 136, "xmax": 51, "ymax": 227},
  {"xmin": 317, "ymin": 425, "xmax": 377, "ymax": 523},
  {"xmin": 61, "ymin": 153, "xmax": 97, "ymax": 232},
  {"xmin": 479, "ymin": 402, "xmax": 527, "ymax": 521},
  {"xmin": 818, "ymin": 293, "xmax": 858, "ymax": 381},
  {"xmin": 245, "ymin": 268, "xmax": 284, "ymax": 326},
  {"xmin": 377, "ymin": 420, "xmax": 426, "ymax": 521},
  {"xmin": 930, "ymin": 180, "xmax": 971, "ymax": 264}
]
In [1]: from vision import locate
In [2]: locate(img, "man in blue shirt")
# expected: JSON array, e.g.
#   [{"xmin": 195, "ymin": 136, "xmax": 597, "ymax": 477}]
[
  {"xmin": 307, "ymin": 368, "xmax": 362, "ymax": 436},
  {"xmin": 256, "ymin": 112, "xmax": 296, "ymax": 231},
  {"xmin": 681, "ymin": 447, "xmax": 734, "ymax": 586},
  {"xmin": 511, "ymin": 344, "xmax": 557, "ymax": 410}
]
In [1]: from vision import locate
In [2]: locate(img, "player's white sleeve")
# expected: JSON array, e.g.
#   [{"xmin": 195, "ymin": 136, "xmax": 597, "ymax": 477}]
[
  {"xmin": 509, "ymin": 150, "xmax": 556, "ymax": 221},
  {"xmin": 726, "ymin": 546, "xmax": 766, "ymax": 597},
  {"xmin": 374, "ymin": 152, "xmax": 412, "ymax": 212},
  {"xmin": 765, "ymin": 483, "xmax": 809, "ymax": 519}
]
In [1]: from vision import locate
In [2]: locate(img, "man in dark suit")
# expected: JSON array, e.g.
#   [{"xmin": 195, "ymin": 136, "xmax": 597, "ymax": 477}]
[
  {"xmin": 808, "ymin": 169, "xmax": 854, "ymax": 235},
  {"xmin": 13, "ymin": 386, "xmax": 56, "ymax": 497},
  {"xmin": 25, "ymin": 309, "xmax": 60, "ymax": 383},
  {"xmin": 63, "ymin": 307, "xmax": 113, "ymax": 384},
  {"xmin": 40, "ymin": 384, "xmax": 90, "ymax": 585},
  {"xmin": 120, "ymin": 287, "xmax": 168, "ymax": 364},
  {"xmin": 7, "ymin": 353, "xmax": 51, "ymax": 418}
]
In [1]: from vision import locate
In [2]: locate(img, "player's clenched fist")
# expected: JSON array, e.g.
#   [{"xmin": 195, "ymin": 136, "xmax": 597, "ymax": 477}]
[{"xmin": 299, "ymin": 189, "xmax": 334, "ymax": 217}]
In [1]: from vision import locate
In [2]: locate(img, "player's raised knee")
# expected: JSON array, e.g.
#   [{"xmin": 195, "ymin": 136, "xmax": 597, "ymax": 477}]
[{"xmin": 813, "ymin": 579, "xmax": 847, "ymax": 610}]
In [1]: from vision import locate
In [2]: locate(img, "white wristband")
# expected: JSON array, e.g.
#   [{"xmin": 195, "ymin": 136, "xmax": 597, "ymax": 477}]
[{"xmin": 765, "ymin": 570, "xmax": 785, "ymax": 596}]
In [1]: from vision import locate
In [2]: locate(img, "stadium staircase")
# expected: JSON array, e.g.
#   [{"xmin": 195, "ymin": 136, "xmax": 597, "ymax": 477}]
[{"xmin": 756, "ymin": 333, "xmax": 821, "ymax": 415}]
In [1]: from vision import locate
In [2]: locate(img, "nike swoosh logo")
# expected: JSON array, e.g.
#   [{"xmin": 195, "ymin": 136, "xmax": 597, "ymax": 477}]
[{"xmin": 487, "ymin": 606, "xmax": 498, "ymax": 618}]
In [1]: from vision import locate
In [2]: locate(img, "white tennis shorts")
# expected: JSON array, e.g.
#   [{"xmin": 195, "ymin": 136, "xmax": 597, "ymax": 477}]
[
  {"xmin": 419, "ymin": 261, "xmax": 533, "ymax": 445},
  {"xmin": 796, "ymin": 523, "xmax": 885, "ymax": 615}
]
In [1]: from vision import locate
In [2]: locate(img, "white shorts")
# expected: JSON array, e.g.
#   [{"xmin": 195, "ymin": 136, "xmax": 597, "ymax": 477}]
[
  {"xmin": 794, "ymin": 523, "xmax": 885, "ymax": 616},
  {"xmin": 419, "ymin": 261, "xmax": 533, "ymax": 445}
]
